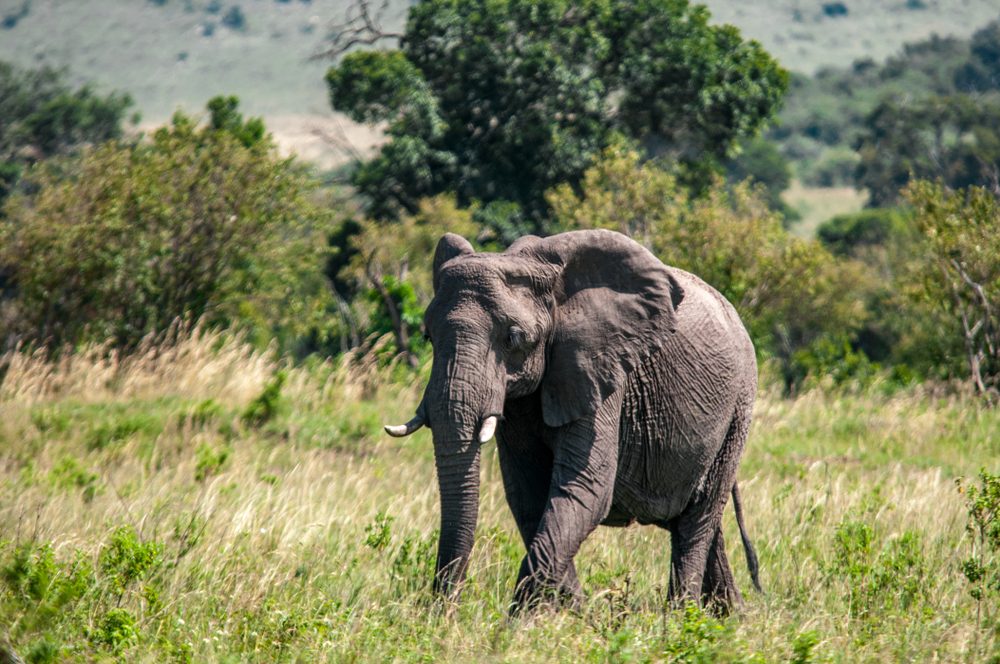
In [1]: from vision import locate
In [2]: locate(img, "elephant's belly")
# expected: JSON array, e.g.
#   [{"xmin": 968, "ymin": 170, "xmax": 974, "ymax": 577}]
[{"xmin": 609, "ymin": 344, "xmax": 739, "ymax": 525}]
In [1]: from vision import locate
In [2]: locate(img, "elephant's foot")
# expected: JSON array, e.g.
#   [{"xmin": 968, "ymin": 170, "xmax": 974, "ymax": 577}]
[
  {"xmin": 509, "ymin": 559, "xmax": 583, "ymax": 616},
  {"xmin": 700, "ymin": 527, "xmax": 743, "ymax": 614}
]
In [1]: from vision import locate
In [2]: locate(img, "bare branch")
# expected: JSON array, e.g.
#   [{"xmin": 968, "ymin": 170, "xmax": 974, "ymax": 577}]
[
  {"xmin": 363, "ymin": 251, "xmax": 417, "ymax": 367},
  {"xmin": 313, "ymin": 0, "xmax": 404, "ymax": 61}
]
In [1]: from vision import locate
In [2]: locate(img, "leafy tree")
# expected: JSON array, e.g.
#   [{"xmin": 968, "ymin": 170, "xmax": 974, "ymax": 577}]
[
  {"xmin": 335, "ymin": 195, "xmax": 480, "ymax": 364},
  {"xmin": 854, "ymin": 95, "xmax": 1000, "ymax": 207},
  {"xmin": 954, "ymin": 19, "xmax": 1000, "ymax": 92},
  {"xmin": 325, "ymin": 0, "xmax": 787, "ymax": 237},
  {"xmin": 548, "ymin": 144, "xmax": 870, "ymax": 391},
  {"xmin": 904, "ymin": 181, "xmax": 1000, "ymax": 398},
  {"xmin": 0, "ymin": 98, "xmax": 334, "ymax": 352},
  {"xmin": 0, "ymin": 60, "xmax": 133, "ymax": 206},
  {"xmin": 725, "ymin": 137, "xmax": 797, "ymax": 220}
]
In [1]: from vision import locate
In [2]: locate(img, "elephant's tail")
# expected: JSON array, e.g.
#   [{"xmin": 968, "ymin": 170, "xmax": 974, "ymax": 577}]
[{"xmin": 732, "ymin": 481, "xmax": 762, "ymax": 592}]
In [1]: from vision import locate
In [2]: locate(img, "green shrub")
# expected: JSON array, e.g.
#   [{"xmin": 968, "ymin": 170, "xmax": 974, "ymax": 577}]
[
  {"xmin": 241, "ymin": 370, "xmax": 286, "ymax": 427},
  {"xmin": 817, "ymin": 208, "xmax": 911, "ymax": 257},
  {"xmin": 0, "ymin": 97, "xmax": 334, "ymax": 352},
  {"xmin": 364, "ymin": 511, "xmax": 393, "ymax": 551},
  {"xmin": 958, "ymin": 470, "xmax": 1000, "ymax": 629},
  {"xmin": 194, "ymin": 443, "xmax": 230, "ymax": 482},
  {"xmin": 826, "ymin": 518, "xmax": 929, "ymax": 627},
  {"xmin": 91, "ymin": 607, "xmax": 138, "ymax": 652},
  {"xmin": 48, "ymin": 456, "xmax": 100, "ymax": 503},
  {"xmin": 99, "ymin": 526, "xmax": 162, "ymax": 599},
  {"xmin": 221, "ymin": 5, "xmax": 246, "ymax": 31}
]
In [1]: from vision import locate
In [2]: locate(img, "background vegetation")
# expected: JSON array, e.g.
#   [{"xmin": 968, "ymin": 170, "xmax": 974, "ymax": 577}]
[{"xmin": 1, "ymin": 0, "xmax": 1000, "ymax": 661}]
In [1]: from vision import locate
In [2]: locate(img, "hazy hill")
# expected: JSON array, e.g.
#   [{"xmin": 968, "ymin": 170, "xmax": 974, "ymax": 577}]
[{"xmin": 0, "ymin": 0, "xmax": 997, "ymax": 166}]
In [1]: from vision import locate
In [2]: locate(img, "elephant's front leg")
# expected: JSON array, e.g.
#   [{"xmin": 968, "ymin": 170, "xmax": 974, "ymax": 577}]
[
  {"xmin": 511, "ymin": 392, "xmax": 622, "ymax": 611},
  {"xmin": 497, "ymin": 397, "xmax": 584, "ymax": 604}
]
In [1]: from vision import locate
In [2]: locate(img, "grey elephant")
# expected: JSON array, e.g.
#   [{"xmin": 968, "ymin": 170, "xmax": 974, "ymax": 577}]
[{"xmin": 385, "ymin": 229, "xmax": 760, "ymax": 611}]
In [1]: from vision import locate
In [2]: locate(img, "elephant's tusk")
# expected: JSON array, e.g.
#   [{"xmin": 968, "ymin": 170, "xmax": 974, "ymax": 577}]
[
  {"xmin": 478, "ymin": 415, "xmax": 498, "ymax": 443},
  {"xmin": 384, "ymin": 415, "xmax": 425, "ymax": 437}
]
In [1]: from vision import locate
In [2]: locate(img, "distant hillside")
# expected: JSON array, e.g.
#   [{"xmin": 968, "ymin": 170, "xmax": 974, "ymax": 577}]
[{"xmin": 0, "ymin": 0, "xmax": 997, "ymax": 166}]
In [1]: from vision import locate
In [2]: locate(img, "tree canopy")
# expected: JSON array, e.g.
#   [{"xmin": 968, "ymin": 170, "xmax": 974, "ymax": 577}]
[
  {"xmin": 854, "ymin": 94, "xmax": 1000, "ymax": 207},
  {"xmin": 326, "ymin": 0, "xmax": 787, "ymax": 238},
  {"xmin": 0, "ymin": 60, "xmax": 133, "ymax": 206}
]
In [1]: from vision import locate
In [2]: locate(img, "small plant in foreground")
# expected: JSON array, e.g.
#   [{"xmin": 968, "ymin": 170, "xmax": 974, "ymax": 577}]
[
  {"xmin": 242, "ymin": 370, "xmax": 286, "ymax": 427},
  {"xmin": 194, "ymin": 442, "xmax": 230, "ymax": 482},
  {"xmin": 91, "ymin": 607, "xmax": 138, "ymax": 652},
  {"xmin": 364, "ymin": 511, "xmax": 393, "ymax": 551},
  {"xmin": 791, "ymin": 629, "xmax": 820, "ymax": 664},
  {"xmin": 958, "ymin": 469, "xmax": 1000, "ymax": 630},
  {"xmin": 99, "ymin": 526, "xmax": 162, "ymax": 601}
]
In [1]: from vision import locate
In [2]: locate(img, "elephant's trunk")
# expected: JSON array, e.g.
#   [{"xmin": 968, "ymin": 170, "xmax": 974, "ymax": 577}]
[
  {"xmin": 432, "ymin": 444, "xmax": 481, "ymax": 595},
  {"xmin": 423, "ymin": 334, "xmax": 505, "ymax": 597}
]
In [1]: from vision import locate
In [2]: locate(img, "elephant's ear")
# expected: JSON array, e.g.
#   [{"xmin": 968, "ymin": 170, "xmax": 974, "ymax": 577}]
[
  {"xmin": 512, "ymin": 230, "xmax": 684, "ymax": 427},
  {"xmin": 433, "ymin": 233, "xmax": 475, "ymax": 293}
]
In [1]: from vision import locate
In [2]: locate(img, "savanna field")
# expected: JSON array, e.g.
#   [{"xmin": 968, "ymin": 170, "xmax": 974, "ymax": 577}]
[
  {"xmin": 2, "ymin": 1, "xmax": 1000, "ymax": 662},
  {"xmin": 1, "ymin": 330, "xmax": 998, "ymax": 662}
]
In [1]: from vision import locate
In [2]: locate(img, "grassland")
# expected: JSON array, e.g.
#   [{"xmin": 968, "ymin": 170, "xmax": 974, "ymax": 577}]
[
  {"xmin": 1, "ymin": 331, "xmax": 998, "ymax": 662},
  {"xmin": 782, "ymin": 182, "xmax": 867, "ymax": 239}
]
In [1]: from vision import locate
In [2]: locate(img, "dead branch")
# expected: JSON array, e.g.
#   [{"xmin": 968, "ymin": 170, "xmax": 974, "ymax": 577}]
[{"xmin": 313, "ymin": 0, "xmax": 404, "ymax": 61}]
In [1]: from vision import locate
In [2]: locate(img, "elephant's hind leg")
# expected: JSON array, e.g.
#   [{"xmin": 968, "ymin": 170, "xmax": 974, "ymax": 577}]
[
  {"xmin": 667, "ymin": 400, "xmax": 752, "ymax": 609},
  {"xmin": 701, "ymin": 527, "xmax": 742, "ymax": 613}
]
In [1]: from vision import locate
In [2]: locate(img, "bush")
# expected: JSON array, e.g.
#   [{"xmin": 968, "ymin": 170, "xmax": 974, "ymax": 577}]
[
  {"xmin": 334, "ymin": 195, "xmax": 480, "ymax": 363},
  {"xmin": 0, "ymin": 98, "xmax": 335, "ymax": 353},
  {"xmin": 221, "ymin": 5, "xmax": 246, "ymax": 31},
  {"xmin": 903, "ymin": 181, "xmax": 1000, "ymax": 397},
  {"xmin": 0, "ymin": 60, "xmax": 133, "ymax": 208},
  {"xmin": 817, "ymin": 208, "xmax": 912, "ymax": 257},
  {"xmin": 548, "ymin": 144, "xmax": 871, "ymax": 391}
]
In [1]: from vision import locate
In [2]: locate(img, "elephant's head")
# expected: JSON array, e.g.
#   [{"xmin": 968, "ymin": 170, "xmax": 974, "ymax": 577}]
[{"xmin": 385, "ymin": 229, "xmax": 684, "ymax": 595}]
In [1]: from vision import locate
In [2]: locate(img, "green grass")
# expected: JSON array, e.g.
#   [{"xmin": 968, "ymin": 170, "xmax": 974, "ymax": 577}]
[
  {"xmin": 783, "ymin": 181, "xmax": 867, "ymax": 239},
  {"xmin": 1, "ymin": 332, "xmax": 999, "ymax": 661}
]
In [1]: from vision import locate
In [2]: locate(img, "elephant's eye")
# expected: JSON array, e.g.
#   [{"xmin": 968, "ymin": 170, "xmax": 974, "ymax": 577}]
[{"xmin": 505, "ymin": 326, "xmax": 526, "ymax": 351}]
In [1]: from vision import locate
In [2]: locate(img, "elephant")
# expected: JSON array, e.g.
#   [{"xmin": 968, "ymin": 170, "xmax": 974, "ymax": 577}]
[{"xmin": 385, "ymin": 228, "xmax": 761, "ymax": 612}]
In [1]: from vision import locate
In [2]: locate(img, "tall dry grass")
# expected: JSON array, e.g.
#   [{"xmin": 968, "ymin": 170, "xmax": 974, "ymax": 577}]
[{"xmin": 0, "ymin": 329, "xmax": 997, "ymax": 661}]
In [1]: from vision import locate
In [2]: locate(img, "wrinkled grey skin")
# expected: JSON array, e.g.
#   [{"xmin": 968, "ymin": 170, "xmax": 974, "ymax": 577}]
[{"xmin": 386, "ymin": 229, "xmax": 760, "ymax": 612}]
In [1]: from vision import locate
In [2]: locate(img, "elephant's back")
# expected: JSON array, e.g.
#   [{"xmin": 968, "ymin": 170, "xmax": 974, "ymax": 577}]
[{"xmin": 669, "ymin": 268, "xmax": 755, "ymax": 364}]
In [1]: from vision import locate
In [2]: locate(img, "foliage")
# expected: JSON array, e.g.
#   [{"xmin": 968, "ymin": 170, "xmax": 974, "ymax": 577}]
[
  {"xmin": 0, "ymin": 60, "xmax": 133, "ymax": 207},
  {"xmin": 241, "ymin": 369, "xmax": 287, "ymax": 427},
  {"xmin": 548, "ymin": 144, "xmax": 870, "ymax": 391},
  {"xmin": 817, "ymin": 207, "xmax": 912, "ymax": 257},
  {"xmin": 855, "ymin": 95, "xmax": 1000, "ymax": 207},
  {"xmin": 334, "ymin": 195, "xmax": 479, "ymax": 362},
  {"xmin": 725, "ymin": 136, "xmax": 797, "ymax": 219},
  {"xmin": 904, "ymin": 181, "xmax": 1000, "ymax": 398},
  {"xmin": 772, "ymin": 27, "xmax": 999, "ymax": 188},
  {"xmin": 829, "ymin": 520, "xmax": 928, "ymax": 619},
  {"xmin": 326, "ymin": 0, "xmax": 787, "ymax": 232},
  {"xmin": 954, "ymin": 19, "xmax": 1000, "ymax": 92},
  {"xmin": 99, "ymin": 526, "xmax": 161, "ymax": 599},
  {"xmin": 0, "ymin": 97, "xmax": 335, "ymax": 353},
  {"xmin": 957, "ymin": 470, "xmax": 1000, "ymax": 631},
  {"xmin": 221, "ymin": 5, "xmax": 246, "ymax": 31}
]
